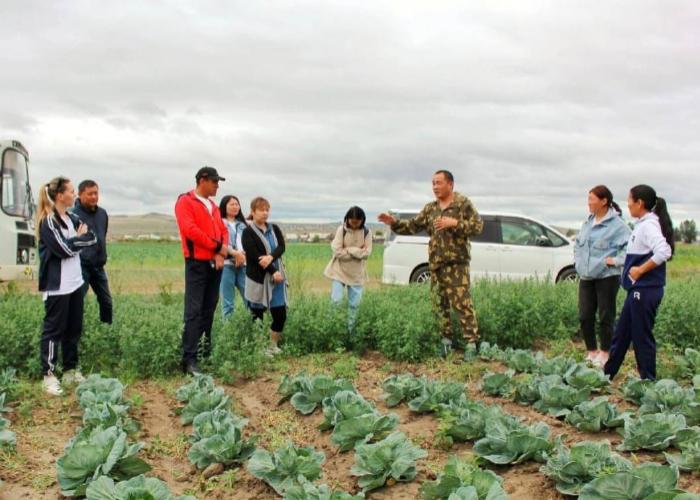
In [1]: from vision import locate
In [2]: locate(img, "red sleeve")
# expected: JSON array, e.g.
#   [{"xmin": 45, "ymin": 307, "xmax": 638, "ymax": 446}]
[{"xmin": 175, "ymin": 196, "xmax": 220, "ymax": 251}]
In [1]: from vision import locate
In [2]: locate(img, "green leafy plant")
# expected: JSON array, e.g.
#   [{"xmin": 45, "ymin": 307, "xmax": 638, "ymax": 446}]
[
  {"xmin": 0, "ymin": 393, "xmax": 16, "ymax": 450},
  {"xmin": 56, "ymin": 426, "xmax": 151, "ymax": 497},
  {"xmin": 565, "ymin": 397, "xmax": 630, "ymax": 433},
  {"xmin": 0, "ymin": 368, "xmax": 18, "ymax": 402},
  {"xmin": 480, "ymin": 371, "xmax": 514, "ymax": 398},
  {"xmin": 638, "ymin": 379, "xmax": 700, "ymax": 425},
  {"xmin": 564, "ymin": 363, "xmax": 611, "ymax": 392},
  {"xmin": 419, "ymin": 456, "xmax": 507, "ymax": 500},
  {"xmin": 380, "ymin": 373, "xmax": 427, "ymax": 407},
  {"xmin": 176, "ymin": 374, "xmax": 216, "ymax": 403},
  {"xmin": 621, "ymin": 377, "xmax": 653, "ymax": 405},
  {"xmin": 189, "ymin": 409, "xmax": 248, "ymax": 444},
  {"xmin": 84, "ymin": 474, "xmax": 196, "ymax": 499},
  {"xmin": 331, "ymin": 412, "xmax": 399, "ymax": 452},
  {"xmin": 537, "ymin": 356, "xmax": 577, "ymax": 377},
  {"xmin": 188, "ymin": 420, "xmax": 257, "ymax": 469},
  {"xmin": 82, "ymin": 403, "xmax": 139, "ymax": 435},
  {"xmin": 618, "ymin": 413, "xmax": 688, "ymax": 452},
  {"xmin": 513, "ymin": 374, "xmax": 541, "ymax": 405},
  {"xmin": 477, "ymin": 342, "xmax": 506, "ymax": 362},
  {"xmin": 578, "ymin": 463, "xmax": 685, "ymax": 500},
  {"xmin": 350, "ymin": 431, "xmax": 427, "ymax": 492},
  {"xmin": 533, "ymin": 378, "xmax": 591, "ymax": 418},
  {"xmin": 540, "ymin": 439, "xmax": 632, "ymax": 496},
  {"xmin": 180, "ymin": 387, "xmax": 231, "ymax": 425},
  {"xmin": 408, "ymin": 381, "xmax": 466, "ymax": 413},
  {"xmin": 672, "ymin": 348, "xmax": 700, "ymax": 379},
  {"xmin": 279, "ymin": 374, "xmax": 355, "ymax": 415},
  {"xmin": 283, "ymin": 477, "xmax": 365, "ymax": 500},
  {"xmin": 473, "ymin": 419, "xmax": 552, "ymax": 465},
  {"xmin": 436, "ymin": 400, "xmax": 518, "ymax": 448},
  {"xmin": 318, "ymin": 391, "xmax": 377, "ymax": 431},
  {"xmin": 246, "ymin": 442, "xmax": 325, "ymax": 495},
  {"xmin": 666, "ymin": 441, "xmax": 700, "ymax": 472},
  {"xmin": 504, "ymin": 349, "xmax": 543, "ymax": 373},
  {"xmin": 76, "ymin": 375, "xmax": 126, "ymax": 409}
]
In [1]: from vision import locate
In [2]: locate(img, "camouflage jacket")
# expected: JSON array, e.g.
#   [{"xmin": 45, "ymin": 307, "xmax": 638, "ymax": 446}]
[{"xmin": 391, "ymin": 192, "xmax": 483, "ymax": 271}]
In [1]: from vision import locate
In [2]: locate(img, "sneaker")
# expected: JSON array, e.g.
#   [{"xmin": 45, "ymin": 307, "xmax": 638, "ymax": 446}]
[
  {"xmin": 439, "ymin": 338, "xmax": 453, "ymax": 358},
  {"xmin": 595, "ymin": 351, "xmax": 609, "ymax": 367},
  {"xmin": 63, "ymin": 369, "xmax": 86, "ymax": 385},
  {"xmin": 265, "ymin": 345, "xmax": 283, "ymax": 357},
  {"xmin": 585, "ymin": 351, "xmax": 598, "ymax": 364},
  {"xmin": 43, "ymin": 374, "xmax": 64, "ymax": 396}
]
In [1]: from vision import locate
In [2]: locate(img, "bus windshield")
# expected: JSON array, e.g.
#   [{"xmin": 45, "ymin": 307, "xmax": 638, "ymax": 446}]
[{"xmin": 1, "ymin": 148, "xmax": 32, "ymax": 218}]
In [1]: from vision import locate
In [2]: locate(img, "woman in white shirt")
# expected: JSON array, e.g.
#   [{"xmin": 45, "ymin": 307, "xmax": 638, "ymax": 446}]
[
  {"xmin": 604, "ymin": 185, "xmax": 674, "ymax": 381},
  {"xmin": 36, "ymin": 177, "xmax": 96, "ymax": 395}
]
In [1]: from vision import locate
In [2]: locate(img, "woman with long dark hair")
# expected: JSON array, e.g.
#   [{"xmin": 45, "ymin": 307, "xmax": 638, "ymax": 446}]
[
  {"xmin": 574, "ymin": 185, "xmax": 630, "ymax": 367},
  {"xmin": 219, "ymin": 195, "xmax": 248, "ymax": 318},
  {"xmin": 604, "ymin": 185, "xmax": 674, "ymax": 381},
  {"xmin": 36, "ymin": 176, "xmax": 97, "ymax": 395},
  {"xmin": 324, "ymin": 206, "xmax": 372, "ymax": 331}
]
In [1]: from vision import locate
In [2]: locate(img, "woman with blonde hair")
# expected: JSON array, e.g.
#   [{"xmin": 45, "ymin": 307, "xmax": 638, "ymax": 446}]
[{"xmin": 36, "ymin": 176, "xmax": 96, "ymax": 395}]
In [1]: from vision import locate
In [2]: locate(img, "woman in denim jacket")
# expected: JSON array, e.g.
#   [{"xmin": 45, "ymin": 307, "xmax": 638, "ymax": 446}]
[{"xmin": 574, "ymin": 185, "xmax": 631, "ymax": 367}]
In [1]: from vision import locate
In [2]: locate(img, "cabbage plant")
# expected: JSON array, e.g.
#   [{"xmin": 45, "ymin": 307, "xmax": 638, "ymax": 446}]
[
  {"xmin": 85, "ymin": 474, "xmax": 195, "ymax": 500},
  {"xmin": 420, "ymin": 456, "xmax": 507, "ymax": 500},
  {"xmin": 247, "ymin": 442, "xmax": 325, "ymax": 495},
  {"xmin": 565, "ymin": 397, "xmax": 629, "ymax": 433}
]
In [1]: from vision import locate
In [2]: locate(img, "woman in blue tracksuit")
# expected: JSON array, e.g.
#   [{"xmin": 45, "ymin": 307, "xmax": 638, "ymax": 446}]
[
  {"xmin": 219, "ymin": 195, "xmax": 248, "ymax": 318},
  {"xmin": 604, "ymin": 185, "xmax": 674, "ymax": 381},
  {"xmin": 37, "ymin": 176, "xmax": 97, "ymax": 396},
  {"xmin": 574, "ymin": 185, "xmax": 631, "ymax": 368}
]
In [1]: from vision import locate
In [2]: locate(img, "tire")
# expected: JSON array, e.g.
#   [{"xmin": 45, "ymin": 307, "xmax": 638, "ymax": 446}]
[
  {"xmin": 410, "ymin": 265, "xmax": 431, "ymax": 284},
  {"xmin": 556, "ymin": 267, "xmax": 578, "ymax": 283}
]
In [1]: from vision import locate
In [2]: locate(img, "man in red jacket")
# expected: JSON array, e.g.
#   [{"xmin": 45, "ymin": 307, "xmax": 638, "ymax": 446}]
[{"xmin": 175, "ymin": 166, "xmax": 230, "ymax": 375}]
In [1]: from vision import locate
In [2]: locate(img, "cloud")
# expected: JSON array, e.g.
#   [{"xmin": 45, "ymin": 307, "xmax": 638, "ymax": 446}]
[{"xmin": 2, "ymin": 0, "xmax": 699, "ymax": 227}]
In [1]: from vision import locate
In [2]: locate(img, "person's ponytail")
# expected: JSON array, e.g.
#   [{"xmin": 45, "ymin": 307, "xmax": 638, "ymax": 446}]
[
  {"xmin": 35, "ymin": 176, "xmax": 70, "ymax": 237},
  {"xmin": 654, "ymin": 197, "xmax": 675, "ymax": 258},
  {"xmin": 610, "ymin": 201, "xmax": 623, "ymax": 216}
]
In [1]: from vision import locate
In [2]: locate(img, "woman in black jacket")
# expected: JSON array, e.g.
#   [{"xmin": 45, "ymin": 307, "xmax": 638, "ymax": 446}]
[
  {"xmin": 36, "ymin": 176, "xmax": 97, "ymax": 395},
  {"xmin": 241, "ymin": 196, "xmax": 287, "ymax": 356}
]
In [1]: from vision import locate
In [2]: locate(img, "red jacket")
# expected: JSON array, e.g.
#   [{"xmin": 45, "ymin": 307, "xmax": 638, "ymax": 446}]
[{"xmin": 175, "ymin": 190, "xmax": 229, "ymax": 261}]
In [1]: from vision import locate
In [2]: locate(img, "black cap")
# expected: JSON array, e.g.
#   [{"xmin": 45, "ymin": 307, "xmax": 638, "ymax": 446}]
[{"xmin": 195, "ymin": 166, "xmax": 225, "ymax": 182}]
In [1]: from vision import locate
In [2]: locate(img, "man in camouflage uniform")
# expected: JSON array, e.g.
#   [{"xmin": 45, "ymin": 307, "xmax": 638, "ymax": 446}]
[{"xmin": 378, "ymin": 170, "xmax": 483, "ymax": 354}]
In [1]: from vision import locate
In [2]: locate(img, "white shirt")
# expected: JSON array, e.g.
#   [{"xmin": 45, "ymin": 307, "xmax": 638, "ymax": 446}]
[
  {"xmin": 44, "ymin": 213, "xmax": 84, "ymax": 299},
  {"xmin": 628, "ymin": 212, "xmax": 673, "ymax": 265},
  {"xmin": 195, "ymin": 194, "xmax": 215, "ymax": 216}
]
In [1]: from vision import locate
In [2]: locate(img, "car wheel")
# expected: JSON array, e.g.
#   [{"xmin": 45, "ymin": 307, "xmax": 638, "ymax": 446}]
[
  {"xmin": 410, "ymin": 265, "xmax": 431, "ymax": 284},
  {"xmin": 556, "ymin": 267, "xmax": 578, "ymax": 283}
]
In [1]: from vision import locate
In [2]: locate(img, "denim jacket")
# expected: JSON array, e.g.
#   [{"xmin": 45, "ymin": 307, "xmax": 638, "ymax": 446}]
[{"xmin": 574, "ymin": 208, "xmax": 631, "ymax": 280}]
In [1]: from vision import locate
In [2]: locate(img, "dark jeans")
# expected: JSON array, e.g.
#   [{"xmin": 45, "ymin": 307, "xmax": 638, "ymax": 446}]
[
  {"xmin": 250, "ymin": 306, "xmax": 287, "ymax": 333},
  {"xmin": 40, "ymin": 287, "xmax": 85, "ymax": 374},
  {"xmin": 578, "ymin": 276, "xmax": 620, "ymax": 352},
  {"xmin": 81, "ymin": 264, "xmax": 113, "ymax": 324},
  {"xmin": 605, "ymin": 287, "xmax": 664, "ymax": 381},
  {"xmin": 182, "ymin": 259, "xmax": 222, "ymax": 365}
]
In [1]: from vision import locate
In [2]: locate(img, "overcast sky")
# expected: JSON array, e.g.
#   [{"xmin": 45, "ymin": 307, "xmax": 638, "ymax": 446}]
[{"xmin": 3, "ymin": 0, "xmax": 699, "ymax": 227}]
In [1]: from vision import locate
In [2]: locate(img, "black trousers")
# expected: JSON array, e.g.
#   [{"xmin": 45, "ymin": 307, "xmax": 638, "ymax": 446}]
[
  {"xmin": 81, "ymin": 264, "xmax": 113, "ymax": 324},
  {"xmin": 40, "ymin": 287, "xmax": 85, "ymax": 374},
  {"xmin": 251, "ymin": 306, "xmax": 287, "ymax": 333},
  {"xmin": 578, "ymin": 276, "xmax": 620, "ymax": 352},
  {"xmin": 182, "ymin": 259, "xmax": 222, "ymax": 365},
  {"xmin": 605, "ymin": 287, "xmax": 664, "ymax": 381}
]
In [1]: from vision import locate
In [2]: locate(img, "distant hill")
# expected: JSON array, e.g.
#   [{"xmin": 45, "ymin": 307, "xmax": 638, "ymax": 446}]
[{"xmin": 108, "ymin": 213, "xmax": 386, "ymax": 241}]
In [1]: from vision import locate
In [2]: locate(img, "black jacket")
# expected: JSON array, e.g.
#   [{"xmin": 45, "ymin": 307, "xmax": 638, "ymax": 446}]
[
  {"xmin": 72, "ymin": 200, "xmax": 109, "ymax": 267},
  {"xmin": 241, "ymin": 223, "xmax": 285, "ymax": 283},
  {"xmin": 38, "ymin": 211, "xmax": 97, "ymax": 292}
]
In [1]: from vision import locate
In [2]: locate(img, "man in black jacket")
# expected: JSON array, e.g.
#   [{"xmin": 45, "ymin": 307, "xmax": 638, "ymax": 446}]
[{"xmin": 72, "ymin": 180, "xmax": 112, "ymax": 324}]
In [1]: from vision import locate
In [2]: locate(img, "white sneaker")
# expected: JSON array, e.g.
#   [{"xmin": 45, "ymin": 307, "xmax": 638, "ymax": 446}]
[
  {"xmin": 585, "ymin": 351, "xmax": 598, "ymax": 364},
  {"xmin": 265, "ymin": 345, "xmax": 282, "ymax": 357},
  {"xmin": 595, "ymin": 351, "xmax": 609, "ymax": 368},
  {"xmin": 43, "ymin": 374, "xmax": 64, "ymax": 396},
  {"xmin": 63, "ymin": 369, "xmax": 86, "ymax": 385}
]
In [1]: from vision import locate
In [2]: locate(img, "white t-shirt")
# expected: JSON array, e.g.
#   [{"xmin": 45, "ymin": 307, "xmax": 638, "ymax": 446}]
[
  {"xmin": 45, "ymin": 214, "xmax": 84, "ymax": 299},
  {"xmin": 195, "ymin": 194, "xmax": 215, "ymax": 216}
]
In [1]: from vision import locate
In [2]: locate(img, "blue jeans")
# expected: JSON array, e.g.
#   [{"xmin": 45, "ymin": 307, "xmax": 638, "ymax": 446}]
[
  {"xmin": 331, "ymin": 280, "xmax": 364, "ymax": 330},
  {"xmin": 220, "ymin": 265, "xmax": 247, "ymax": 319}
]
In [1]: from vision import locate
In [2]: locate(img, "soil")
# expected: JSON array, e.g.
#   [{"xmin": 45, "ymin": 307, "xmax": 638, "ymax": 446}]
[{"xmin": 1, "ymin": 352, "xmax": 699, "ymax": 500}]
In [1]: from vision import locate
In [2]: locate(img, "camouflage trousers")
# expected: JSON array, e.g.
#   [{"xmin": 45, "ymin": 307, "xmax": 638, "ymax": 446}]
[{"xmin": 430, "ymin": 263, "xmax": 478, "ymax": 344}]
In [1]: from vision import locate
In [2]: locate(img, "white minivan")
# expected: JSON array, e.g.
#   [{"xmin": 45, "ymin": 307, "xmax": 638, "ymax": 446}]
[{"xmin": 382, "ymin": 211, "xmax": 577, "ymax": 285}]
